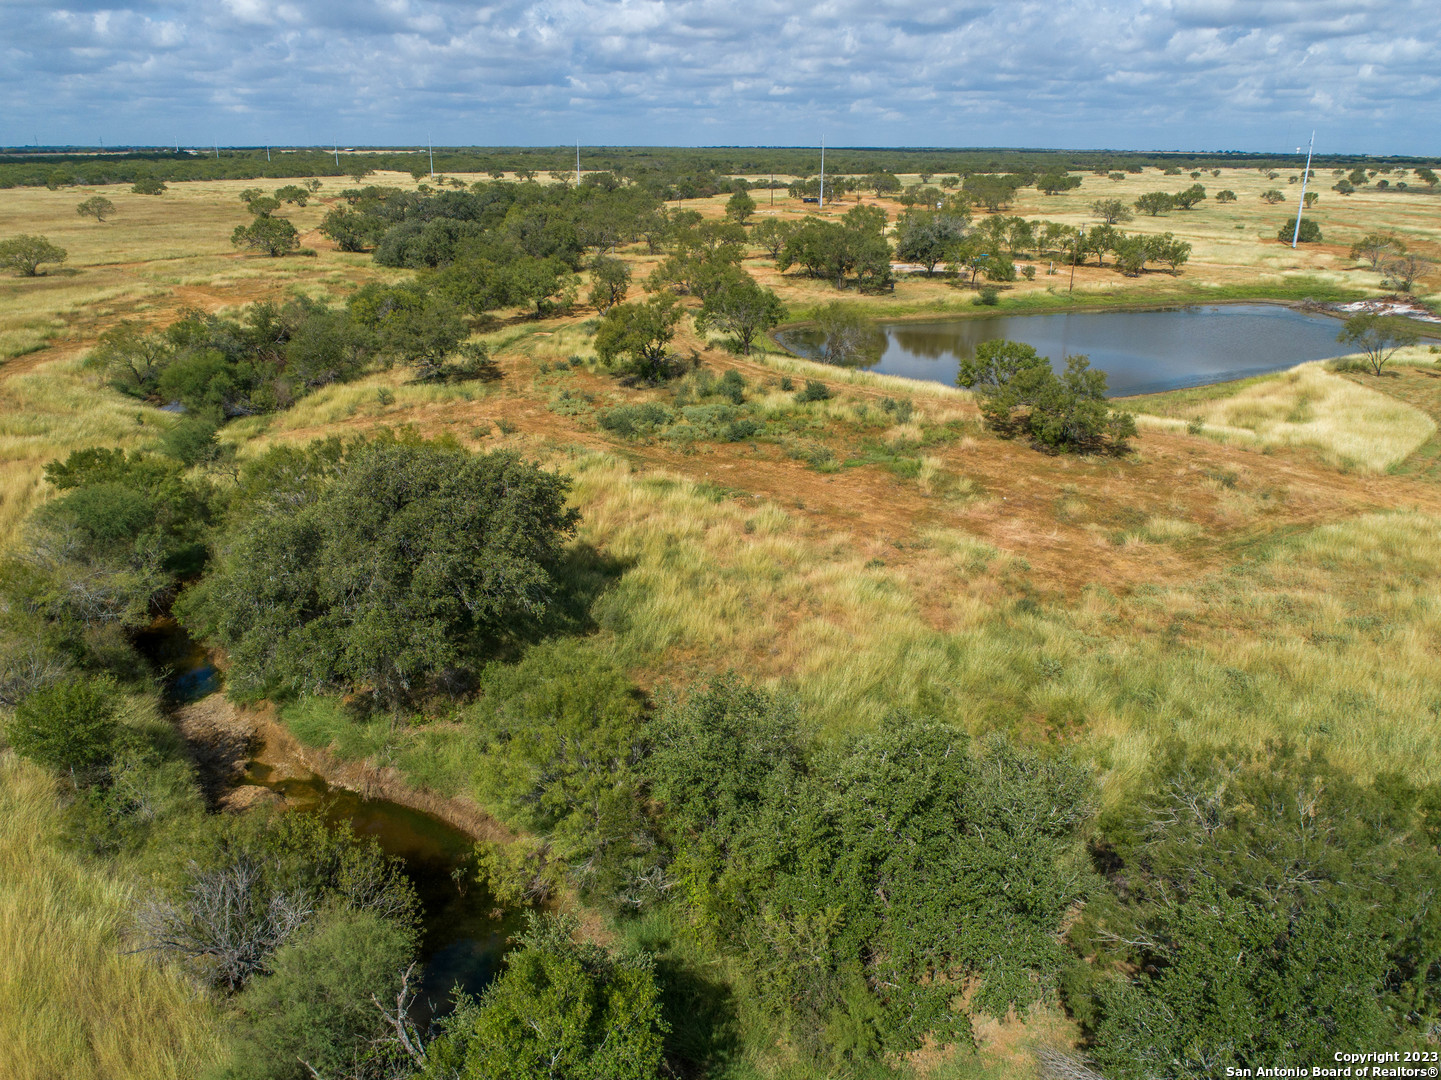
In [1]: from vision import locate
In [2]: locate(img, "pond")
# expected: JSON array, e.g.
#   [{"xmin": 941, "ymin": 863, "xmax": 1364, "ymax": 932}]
[
  {"xmin": 241, "ymin": 756, "xmax": 523, "ymax": 1021},
  {"xmin": 136, "ymin": 618, "xmax": 521, "ymax": 1019},
  {"xmin": 776, "ymin": 303, "xmax": 1356, "ymax": 397}
]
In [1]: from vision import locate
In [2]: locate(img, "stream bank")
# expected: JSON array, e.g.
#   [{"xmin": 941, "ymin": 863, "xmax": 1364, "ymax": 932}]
[{"xmin": 148, "ymin": 624, "xmax": 525, "ymax": 1014}]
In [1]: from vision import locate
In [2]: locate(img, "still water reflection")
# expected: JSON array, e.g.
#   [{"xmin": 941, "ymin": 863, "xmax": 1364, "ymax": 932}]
[{"xmin": 777, "ymin": 304, "xmax": 1353, "ymax": 397}]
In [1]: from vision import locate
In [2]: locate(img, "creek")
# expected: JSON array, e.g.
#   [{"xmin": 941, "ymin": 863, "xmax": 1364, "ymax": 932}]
[
  {"xmin": 135, "ymin": 618, "xmax": 521, "ymax": 1017},
  {"xmin": 776, "ymin": 302, "xmax": 1356, "ymax": 397}
]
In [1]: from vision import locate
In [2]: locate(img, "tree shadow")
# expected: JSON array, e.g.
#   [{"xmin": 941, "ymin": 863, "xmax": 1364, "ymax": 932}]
[{"xmin": 652, "ymin": 953, "xmax": 742, "ymax": 1078}]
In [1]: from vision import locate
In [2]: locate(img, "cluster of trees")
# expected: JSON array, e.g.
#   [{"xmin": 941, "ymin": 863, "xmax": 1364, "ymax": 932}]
[
  {"xmin": 1133, "ymin": 183, "xmax": 1208, "ymax": 215},
  {"xmin": 958, "ymin": 339, "xmax": 1138, "ymax": 451},
  {"xmin": 231, "ymin": 183, "xmax": 322, "ymax": 257},
  {"xmin": 90, "ymin": 294, "xmax": 494, "ymax": 442},
  {"xmin": 1349, "ymin": 233, "xmax": 1432, "ymax": 292}
]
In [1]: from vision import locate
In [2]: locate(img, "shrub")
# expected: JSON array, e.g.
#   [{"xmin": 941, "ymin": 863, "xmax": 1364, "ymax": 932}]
[
  {"xmin": 957, "ymin": 340, "xmax": 1136, "ymax": 452},
  {"xmin": 131, "ymin": 176, "xmax": 167, "ymax": 195},
  {"xmin": 974, "ymin": 286, "xmax": 1000, "ymax": 306},
  {"xmin": 597, "ymin": 402, "xmax": 672, "ymax": 438},
  {"xmin": 223, "ymin": 908, "xmax": 415, "ymax": 1080},
  {"xmin": 424, "ymin": 914, "xmax": 666, "ymax": 1080},
  {"xmin": 795, "ymin": 379, "xmax": 831, "ymax": 403},
  {"xmin": 6, "ymin": 679, "xmax": 117, "ymax": 781},
  {"xmin": 1279, "ymin": 218, "xmax": 1322, "ymax": 243}
]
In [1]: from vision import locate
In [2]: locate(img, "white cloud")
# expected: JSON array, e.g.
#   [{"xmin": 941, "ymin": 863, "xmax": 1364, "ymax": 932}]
[{"xmin": 0, "ymin": 0, "xmax": 1436, "ymax": 151}]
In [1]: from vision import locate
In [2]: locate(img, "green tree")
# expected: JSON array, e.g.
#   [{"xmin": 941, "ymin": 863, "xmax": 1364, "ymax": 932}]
[
  {"xmin": 594, "ymin": 294, "xmax": 685, "ymax": 382},
  {"xmin": 177, "ymin": 438, "xmax": 578, "ymax": 706},
  {"xmin": 1415, "ymin": 167, "xmax": 1439, "ymax": 189},
  {"xmin": 750, "ymin": 217, "xmax": 796, "ymax": 261},
  {"xmin": 1279, "ymin": 217, "xmax": 1322, "ymax": 243},
  {"xmin": 1215, "ymin": 188, "xmax": 1237, "ymax": 202},
  {"xmin": 695, "ymin": 274, "xmax": 785, "ymax": 355},
  {"xmin": 1134, "ymin": 191, "xmax": 1175, "ymax": 216},
  {"xmin": 1260, "ymin": 188, "xmax": 1286, "ymax": 204},
  {"xmin": 1349, "ymin": 232, "xmax": 1406, "ymax": 270},
  {"xmin": 223, "ymin": 908, "xmax": 415, "ymax": 1080},
  {"xmin": 272, "ymin": 184, "xmax": 310, "ymax": 206},
  {"xmin": 894, "ymin": 211, "xmax": 969, "ymax": 275},
  {"xmin": 1089, "ymin": 198, "xmax": 1133, "ymax": 225},
  {"xmin": 725, "ymin": 189, "xmax": 757, "ymax": 225},
  {"xmin": 76, "ymin": 196, "xmax": 116, "ymax": 223},
  {"xmin": 318, "ymin": 206, "xmax": 385, "ymax": 252},
  {"xmin": 1172, "ymin": 183, "xmax": 1207, "ymax": 209},
  {"xmin": 230, "ymin": 216, "xmax": 299, "ymax": 257},
  {"xmin": 424, "ymin": 914, "xmax": 666, "ymax": 1080},
  {"xmin": 587, "ymin": 255, "xmax": 631, "ymax": 313},
  {"xmin": 6, "ymin": 679, "xmax": 117, "ymax": 782},
  {"xmin": 958, "ymin": 340, "xmax": 1135, "ymax": 452},
  {"xmin": 131, "ymin": 176, "xmax": 167, "ymax": 195},
  {"xmin": 1337, "ymin": 313, "xmax": 1420, "ymax": 375},
  {"xmin": 0, "ymin": 234, "xmax": 68, "ymax": 276}
]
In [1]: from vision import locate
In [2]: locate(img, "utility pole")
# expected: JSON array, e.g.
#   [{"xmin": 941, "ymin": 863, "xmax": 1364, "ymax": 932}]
[
  {"xmin": 214, "ymin": 142, "xmax": 219, "ymax": 160},
  {"xmin": 819, "ymin": 136, "xmax": 825, "ymax": 210},
  {"xmin": 1069, "ymin": 226, "xmax": 1085, "ymax": 294},
  {"xmin": 576, "ymin": 141, "xmax": 580, "ymax": 186},
  {"xmin": 334, "ymin": 143, "xmax": 339, "ymax": 167},
  {"xmin": 266, "ymin": 145, "xmax": 270, "ymax": 162},
  {"xmin": 1291, "ymin": 130, "xmax": 1315, "ymax": 250},
  {"xmin": 428, "ymin": 134, "xmax": 434, "ymax": 178}
]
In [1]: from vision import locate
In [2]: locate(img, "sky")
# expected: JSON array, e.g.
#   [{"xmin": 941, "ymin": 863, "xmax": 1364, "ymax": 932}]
[{"xmin": 1, "ymin": 0, "xmax": 1437, "ymax": 155}]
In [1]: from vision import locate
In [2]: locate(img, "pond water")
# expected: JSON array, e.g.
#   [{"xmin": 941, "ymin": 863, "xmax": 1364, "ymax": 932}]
[
  {"xmin": 241, "ymin": 758, "xmax": 523, "ymax": 1020},
  {"xmin": 776, "ymin": 303, "xmax": 1354, "ymax": 397},
  {"xmin": 137, "ymin": 618, "xmax": 519, "ymax": 1019}
]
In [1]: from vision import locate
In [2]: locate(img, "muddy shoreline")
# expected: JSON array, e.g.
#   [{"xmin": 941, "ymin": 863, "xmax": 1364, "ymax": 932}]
[{"xmin": 173, "ymin": 693, "xmax": 515, "ymax": 846}]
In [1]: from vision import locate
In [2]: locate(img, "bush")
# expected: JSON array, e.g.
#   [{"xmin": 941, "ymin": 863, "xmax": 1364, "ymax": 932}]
[
  {"xmin": 223, "ymin": 908, "xmax": 415, "ymax": 1080},
  {"xmin": 424, "ymin": 914, "xmax": 666, "ymax": 1080},
  {"xmin": 597, "ymin": 402, "xmax": 672, "ymax": 438},
  {"xmin": 795, "ymin": 379, "xmax": 831, "ymax": 403},
  {"xmin": 974, "ymin": 286, "xmax": 1000, "ymax": 306},
  {"xmin": 131, "ymin": 176, "xmax": 167, "ymax": 195},
  {"xmin": 957, "ymin": 340, "xmax": 1136, "ymax": 452},
  {"xmin": 6, "ymin": 679, "xmax": 117, "ymax": 781},
  {"xmin": 646, "ymin": 677, "xmax": 1094, "ymax": 1065},
  {"xmin": 1279, "ymin": 218, "xmax": 1322, "ymax": 243}
]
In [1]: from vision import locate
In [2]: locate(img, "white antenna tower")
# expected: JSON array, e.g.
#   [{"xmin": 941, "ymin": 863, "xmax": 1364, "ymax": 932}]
[
  {"xmin": 819, "ymin": 136, "xmax": 825, "ymax": 210},
  {"xmin": 1291, "ymin": 131, "xmax": 1315, "ymax": 250},
  {"xmin": 428, "ymin": 134, "xmax": 434, "ymax": 178},
  {"xmin": 576, "ymin": 141, "xmax": 580, "ymax": 186},
  {"xmin": 214, "ymin": 142, "xmax": 219, "ymax": 160},
  {"xmin": 333, "ymin": 143, "xmax": 339, "ymax": 167},
  {"xmin": 266, "ymin": 145, "xmax": 271, "ymax": 162}
]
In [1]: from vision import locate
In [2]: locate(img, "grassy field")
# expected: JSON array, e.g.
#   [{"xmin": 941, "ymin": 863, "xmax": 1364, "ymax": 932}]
[{"xmin": 4, "ymin": 165, "xmax": 1441, "ymax": 1076}]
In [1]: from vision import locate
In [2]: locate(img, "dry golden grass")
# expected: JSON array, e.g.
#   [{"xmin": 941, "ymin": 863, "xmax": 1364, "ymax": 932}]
[
  {"xmin": 1134, "ymin": 361, "xmax": 1437, "ymax": 471},
  {"xmin": 0, "ymin": 752, "xmax": 227, "ymax": 1080}
]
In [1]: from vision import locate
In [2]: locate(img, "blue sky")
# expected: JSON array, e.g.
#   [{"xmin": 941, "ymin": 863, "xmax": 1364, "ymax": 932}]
[{"xmin": 2, "ymin": 0, "xmax": 1437, "ymax": 154}]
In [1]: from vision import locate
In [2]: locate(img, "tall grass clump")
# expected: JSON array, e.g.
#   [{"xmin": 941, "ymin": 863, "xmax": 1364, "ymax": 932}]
[{"xmin": 0, "ymin": 753, "xmax": 227, "ymax": 1080}]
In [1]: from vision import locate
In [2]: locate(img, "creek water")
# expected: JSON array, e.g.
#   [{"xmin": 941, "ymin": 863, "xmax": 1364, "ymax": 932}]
[
  {"xmin": 136, "ymin": 618, "xmax": 519, "ymax": 1016},
  {"xmin": 776, "ymin": 303, "xmax": 1355, "ymax": 397}
]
